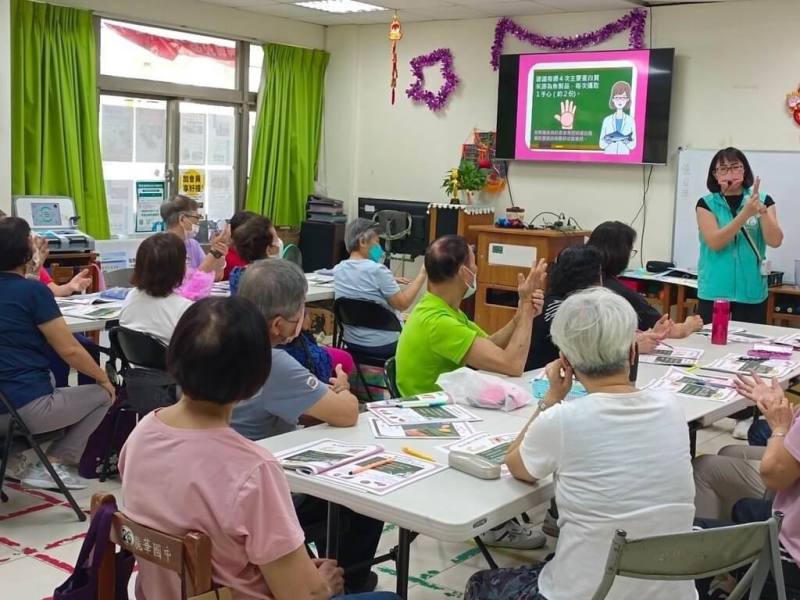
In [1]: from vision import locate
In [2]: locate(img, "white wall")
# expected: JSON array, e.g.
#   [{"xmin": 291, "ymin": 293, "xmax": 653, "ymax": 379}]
[
  {"xmin": 53, "ymin": 0, "xmax": 324, "ymax": 48},
  {"xmin": 323, "ymin": 0, "xmax": 800, "ymax": 264},
  {"xmin": 0, "ymin": 0, "xmax": 10, "ymax": 215}
]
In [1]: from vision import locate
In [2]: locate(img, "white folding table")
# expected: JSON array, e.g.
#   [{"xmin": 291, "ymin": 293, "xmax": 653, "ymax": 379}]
[{"xmin": 259, "ymin": 320, "xmax": 800, "ymax": 597}]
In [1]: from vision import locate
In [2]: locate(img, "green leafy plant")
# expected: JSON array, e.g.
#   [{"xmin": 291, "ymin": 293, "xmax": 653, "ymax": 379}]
[{"xmin": 442, "ymin": 160, "xmax": 490, "ymax": 198}]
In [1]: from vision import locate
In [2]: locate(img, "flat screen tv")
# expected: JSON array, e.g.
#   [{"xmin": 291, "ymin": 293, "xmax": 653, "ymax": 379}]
[{"xmin": 496, "ymin": 48, "xmax": 675, "ymax": 165}]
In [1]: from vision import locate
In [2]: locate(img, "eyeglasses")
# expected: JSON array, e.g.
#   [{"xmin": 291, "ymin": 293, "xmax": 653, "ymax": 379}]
[
  {"xmin": 181, "ymin": 212, "xmax": 201, "ymax": 222},
  {"xmin": 715, "ymin": 164, "xmax": 744, "ymax": 175},
  {"xmin": 612, "ymin": 95, "xmax": 629, "ymax": 101}
]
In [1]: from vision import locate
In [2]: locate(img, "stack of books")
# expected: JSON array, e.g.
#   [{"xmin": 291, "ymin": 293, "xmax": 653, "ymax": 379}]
[{"xmin": 307, "ymin": 195, "xmax": 346, "ymax": 223}]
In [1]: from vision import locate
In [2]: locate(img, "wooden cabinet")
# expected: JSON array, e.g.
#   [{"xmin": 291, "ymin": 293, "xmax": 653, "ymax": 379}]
[
  {"xmin": 427, "ymin": 204, "xmax": 494, "ymax": 247},
  {"xmin": 470, "ymin": 226, "xmax": 590, "ymax": 333}
]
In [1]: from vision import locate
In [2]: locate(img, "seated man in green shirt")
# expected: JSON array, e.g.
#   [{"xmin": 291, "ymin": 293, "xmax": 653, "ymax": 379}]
[
  {"xmin": 396, "ymin": 234, "xmax": 546, "ymax": 397},
  {"xmin": 396, "ymin": 234, "xmax": 547, "ymax": 551}
]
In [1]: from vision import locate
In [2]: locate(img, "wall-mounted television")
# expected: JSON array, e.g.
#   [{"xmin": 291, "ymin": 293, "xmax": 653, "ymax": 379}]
[{"xmin": 496, "ymin": 48, "xmax": 675, "ymax": 165}]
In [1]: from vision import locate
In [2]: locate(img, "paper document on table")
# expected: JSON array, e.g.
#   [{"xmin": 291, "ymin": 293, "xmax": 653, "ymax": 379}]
[
  {"xmin": 57, "ymin": 293, "xmax": 113, "ymax": 306},
  {"xmin": 59, "ymin": 304, "xmax": 122, "ymax": 320},
  {"xmin": 210, "ymin": 281, "xmax": 230, "ymax": 297},
  {"xmin": 644, "ymin": 367, "xmax": 738, "ymax": 403},
  {"xmin": 639, "ymin": 345, "xmax": 703, "ymax": 366},
  {"xmin": 367, "ymin": 401, "xmax": 481, "ymax": 425},
  {"xmin": 317, "ymin": 451, "xmax": 446, "ymax": 496},
  {"xmin": 704, "ymin": 353, "xmax": 799, "ymax": 379},
  {"xmin": 774, "ymin": 332, "xmax": 800, "ymax": 349},
  {"xmin": 368, "ymin": 418, "xmax": 475, "ymax": 439},
  {"xmin": 274, "ymin": 439, "xmax": 382, "ymax": 475},
  {"xmin": 438, "ymin": 433, "xmax": 518, "ymax": 477},
  {"xmin": 697, "ymin": 326, "xmax": 772, "ymax": 344}
]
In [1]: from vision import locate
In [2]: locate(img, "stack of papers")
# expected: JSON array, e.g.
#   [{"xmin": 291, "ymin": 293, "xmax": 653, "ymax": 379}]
[
  {"xmin": 60, "ymin": 304, "xmax": 122, "ymax": 320},
  {"xmin": 274, "ymin": 439, "xmax": 446, "ymax": 495},
  {"xmin": 703, "ymin": 353, "xmax": 799, "ymax": 378},
  {"xmin": 644, "ymin": 367, "xmax": 738, "ymax": 403},
  {"xmin": 210, "ymin": 281, "xmax": 230, "ymax": 297},
  {"xmin": 366, "ymin": 401, "xmax": 480, "ymax": 425},
  {"xmin": 639, "ymin": 345, "xmax": 704, "ymax": 367},
  {"xmin": 368, "ymin": 419, "xmax": 475, "ymax": 439},
  {"xmin": 774, "ymin": 332, "xmax": 800, "ymax": 349}
]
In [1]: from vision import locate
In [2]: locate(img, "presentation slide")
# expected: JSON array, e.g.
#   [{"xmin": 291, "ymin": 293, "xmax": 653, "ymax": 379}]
[{"xmin": 496, "ymin": 49, "xmax": 674, "ymax": 165}]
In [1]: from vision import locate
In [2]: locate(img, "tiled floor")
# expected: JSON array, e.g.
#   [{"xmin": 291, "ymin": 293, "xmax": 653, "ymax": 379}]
[{"xmin": 0, "ymin": 419, "xmax": 745, "ymax": 599}]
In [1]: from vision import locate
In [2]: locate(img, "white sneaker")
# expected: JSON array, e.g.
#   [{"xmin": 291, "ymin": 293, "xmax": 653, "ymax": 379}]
[
  {"xmin": 480, "ymin": 520, "xmax": 547, "ymax": 550},
  {"xmin": 21, "ymin": 462, "xmax": 87, "ymax": 490},
  {"xmin": 732, "ymin": 418, "xmax": 753, "ymax": 440},
  {"xmin": 6, "ymin": 452, "xmax": 32, "ymax": 480}
]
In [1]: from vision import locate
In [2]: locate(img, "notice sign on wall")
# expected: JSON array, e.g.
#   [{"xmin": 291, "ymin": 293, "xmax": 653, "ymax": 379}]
[
  {"xmin": 180, "ymin": 169, "xmax": 205, "ymax": 198},
  {"xmin": 135, "ymin": 180, "xmax": 166, "ymax": 233}
]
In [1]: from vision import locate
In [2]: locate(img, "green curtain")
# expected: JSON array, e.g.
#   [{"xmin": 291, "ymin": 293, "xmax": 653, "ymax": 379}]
[
  {"xmin": 11, "ymin": 0, "xmax": 110, "ymax": 239},
  {"xmin": 246, "ymin": 43, "xmax": 329, "ymax": 226}
]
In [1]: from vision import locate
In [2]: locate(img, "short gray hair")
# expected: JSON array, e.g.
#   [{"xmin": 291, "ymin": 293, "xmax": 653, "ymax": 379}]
[
  {"xmin": 550, "ymin": 287, "xmax": 637, "ymax": 377},
  {"xmin": 345, "ymin": 218, "xmax": 380, "ymax": 252},
  {"xmin": 238, "ymin": 259, "xmax": 307, "ymax": 322}
]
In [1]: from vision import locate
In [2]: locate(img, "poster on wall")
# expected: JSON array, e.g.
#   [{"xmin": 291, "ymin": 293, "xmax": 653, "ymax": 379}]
[
  {"xmin": 180, "ymin": 168, "xmax": 206, "ymax": 202},
  {"xmin": 105, "ymin": 180, "xmax": 133, "ymax": 235},
  {"xmin": 208, "ymin": 114, "xmax": 234, "ymax": 165},
  {"xmin": 101, "ymin": 105, "xmax": 134, "ymax": 162},
  {"xmin": 135, "ymin": 180, "xmax": 166, "ymax": 233},
  {"xmin": 180, "ymin": 113, "xmax": 206, "ymax": 164},
  {"xmin": 135, "ymin": 107, "xmax": 166, "ymax": 163},
  {"xmin": 207, "ymin": 169, "xmax": 234, "ymax": 222}
]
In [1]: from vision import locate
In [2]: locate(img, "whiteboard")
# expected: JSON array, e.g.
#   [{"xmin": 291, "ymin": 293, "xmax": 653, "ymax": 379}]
[{"xmin": 673, "ymin": 148, "xmax": 800, "ymax": 283}]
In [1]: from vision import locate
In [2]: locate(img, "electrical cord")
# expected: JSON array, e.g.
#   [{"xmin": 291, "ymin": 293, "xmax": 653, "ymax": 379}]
[
  {"xmin": 631, "ymin": 164, "xmax": 655, "ymax": 267},
  {"xmin": 528, "ymin": 211, "xmax": 565, "ymax": 228},
  {"xmin": 505, "ymin": 161, "xmax": 515, "ymax": 207}
]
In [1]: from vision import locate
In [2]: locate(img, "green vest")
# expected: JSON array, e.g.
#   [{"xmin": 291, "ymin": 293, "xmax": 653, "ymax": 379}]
[{"xmin": 697, "ymin": 189, "xmax": 767, "ymax": 304}]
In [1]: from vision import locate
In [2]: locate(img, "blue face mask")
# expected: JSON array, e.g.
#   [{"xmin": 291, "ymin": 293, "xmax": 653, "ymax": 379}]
[{"xmin": 368, "ymin": 244, "xmax": 385, "ymax": 263}]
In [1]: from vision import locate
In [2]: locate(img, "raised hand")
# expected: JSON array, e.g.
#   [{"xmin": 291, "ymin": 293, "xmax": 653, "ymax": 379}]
[
  {"xmin": 554, "ymin": 100, "xmax": 576, "ymax": 130},
  {"xmin": 68, "ymin": 269, "xmax": 93, "ymax": 293},
  {"xmin": 328, "ymin": 364, "xmax": 350, "ymax": 393},
  {"xmin": 518, "ymin": 258, "xmax": 548, "ymax": 303},
  {"xmin": 742, "ymin": 176, "xmax": 764, "ymax": 218}
]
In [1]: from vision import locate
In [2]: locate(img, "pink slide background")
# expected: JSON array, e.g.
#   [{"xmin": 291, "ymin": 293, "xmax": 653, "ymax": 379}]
[{"xmin": 514, "ymin": 49, "xmax": 651, "ymax": 164}]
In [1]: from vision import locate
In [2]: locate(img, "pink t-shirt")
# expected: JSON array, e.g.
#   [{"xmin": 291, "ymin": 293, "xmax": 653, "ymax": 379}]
[
  {"xmin": 774, "ymin": 410, "xmax": 800, "ymax": 563},
  {"xmin": 119, "ymin": 411, "xmax": 305, "ymax": 600}
]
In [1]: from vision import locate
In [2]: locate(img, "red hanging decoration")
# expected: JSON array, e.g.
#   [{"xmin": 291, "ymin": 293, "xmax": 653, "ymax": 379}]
[{"xmin": 389, "ymin": 14, "xmax": 403, "ymax": 105}]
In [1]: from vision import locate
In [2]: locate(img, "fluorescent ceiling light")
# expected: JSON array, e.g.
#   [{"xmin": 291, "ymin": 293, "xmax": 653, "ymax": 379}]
[{"xmin": 294, "ymin": 0, "xmax": 387, "ymax": 14}]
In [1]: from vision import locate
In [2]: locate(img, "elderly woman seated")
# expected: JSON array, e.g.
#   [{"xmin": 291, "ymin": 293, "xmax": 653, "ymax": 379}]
[
  {"xmin": 0, "ymin": 218, "xmax": 114, "ymax": 490},
  {"xmin": 466, "ymin": 287, "xmax": 696, "ymax": 600}
]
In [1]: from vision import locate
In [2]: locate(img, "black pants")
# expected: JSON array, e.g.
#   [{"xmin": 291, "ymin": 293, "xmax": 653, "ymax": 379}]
[
  {"xmin": 294, "ymin": 494, "xmax": 384, "ymax": 589},
  {"xmin": 695, "ymin": 498, "xmax": 800, "ymax": 599},
  {"xmin": 697, "ymin": 299, "xmax": 767, "ymax": 325}
]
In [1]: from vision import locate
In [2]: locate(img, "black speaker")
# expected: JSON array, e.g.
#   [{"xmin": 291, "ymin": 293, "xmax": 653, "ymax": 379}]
[
  {"xmin": 646, "ymin": 260, "xmax": 674, "ymax": 273},
  {"xmin": 299, "ymin": 221, "xmax": 347, "ymax": 272}
]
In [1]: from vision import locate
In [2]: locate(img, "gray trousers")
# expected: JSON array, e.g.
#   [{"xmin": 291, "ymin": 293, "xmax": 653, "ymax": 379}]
[
  {"xmin": 0, "ymin": 385, "xmax": 113, "ymax": 465},
  {"xmin": 693, "ymin": 444, "xmax": 767, "ymax": 520}
]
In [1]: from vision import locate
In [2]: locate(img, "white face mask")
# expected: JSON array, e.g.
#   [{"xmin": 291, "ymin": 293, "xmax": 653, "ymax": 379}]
[
  {"xmin": 186, "ymin": 223, "xmax": 200, "ymax": 239},
  {"xmin": 462, "ymin": 267, "xmax": 477, "ymax": 300}
]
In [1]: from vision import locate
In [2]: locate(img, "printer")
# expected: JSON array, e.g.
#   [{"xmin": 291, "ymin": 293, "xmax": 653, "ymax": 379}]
[{"xmin": 12, "ymin": 196, "xmax": 96, "ymax": 253}]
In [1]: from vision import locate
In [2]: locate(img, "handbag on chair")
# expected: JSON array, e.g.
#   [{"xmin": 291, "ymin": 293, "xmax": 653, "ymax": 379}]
[{"xmin": 53, "ymin": 498, "xmax": 135, "ymax": 599}]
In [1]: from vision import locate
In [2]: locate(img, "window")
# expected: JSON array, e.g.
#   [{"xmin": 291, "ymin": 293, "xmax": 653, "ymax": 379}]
[
  {"xmin": 98, "ymin": 19, "xmax": 259, "ymax": 236},
  {"xmin": 249, "ymin": 45, "xmax": 264, "ymax": 94},
  {"xmin": 100, "ymin": 20, "xmax": 237, "ymax": 90}
]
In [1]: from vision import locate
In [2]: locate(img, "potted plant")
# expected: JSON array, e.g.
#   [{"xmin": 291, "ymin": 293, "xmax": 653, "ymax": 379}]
[{"xmin": 442, "ymin": 160, "xmax": 489, "ymax": 205}]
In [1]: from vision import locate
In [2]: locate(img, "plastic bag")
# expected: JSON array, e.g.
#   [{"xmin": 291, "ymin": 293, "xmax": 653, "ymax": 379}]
[
  {"xmin": 176, "ymin": 268, "xmax": 215, "ymax": 301},
  {"xmin": 436, "ymin": 368, "xmax": 532, "ymax": 412}
]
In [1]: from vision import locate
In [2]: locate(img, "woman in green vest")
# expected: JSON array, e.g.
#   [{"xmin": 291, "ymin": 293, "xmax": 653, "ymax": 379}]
[{"xmin": 696, "ymin": 147, "xmax": 783, "ymax": 324}]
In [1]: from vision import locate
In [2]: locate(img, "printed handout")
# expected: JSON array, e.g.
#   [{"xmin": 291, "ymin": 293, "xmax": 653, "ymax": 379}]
[{"xmin": 644, "ymin": 367, "xmax": 738, "ymax": 403}]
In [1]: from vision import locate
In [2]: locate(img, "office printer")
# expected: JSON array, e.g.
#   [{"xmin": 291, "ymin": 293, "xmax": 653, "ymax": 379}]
[{"xmin": 12, "ymin": 196, "xmax": 96, "ymax": 253}]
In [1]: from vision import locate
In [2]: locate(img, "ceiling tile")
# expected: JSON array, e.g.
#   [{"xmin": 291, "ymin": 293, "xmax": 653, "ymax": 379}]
[{"xmin": 535, "ymin": 0, "xmax": 635, "ymax": 11}]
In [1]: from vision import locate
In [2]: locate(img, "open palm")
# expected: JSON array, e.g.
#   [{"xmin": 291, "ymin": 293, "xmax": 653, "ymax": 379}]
[{"xmin": 554, "ymin": 100, "xmax": 577, "ymax": 130}]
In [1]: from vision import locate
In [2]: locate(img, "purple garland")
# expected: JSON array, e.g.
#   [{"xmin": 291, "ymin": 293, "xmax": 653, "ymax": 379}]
[
  {"xmin": 406, "ymin": 48, "xmax": 460, "ymax": 112},
  {"xmin": 491, "ymin": 9, "xmax": 647, "ymax": 70}
]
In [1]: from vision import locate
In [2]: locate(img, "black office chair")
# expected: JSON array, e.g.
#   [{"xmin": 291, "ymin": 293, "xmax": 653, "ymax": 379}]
[
  {"xmin": 99, "ymin": 327, "xmax": 177, "ymax": 481},
  {"xmin": 0, "ymin": 390, "xmax": 86, "ymax": 521},
  {"xmin": 383, "ymin": 356, "xmax": 401, "ymax": 399},
  {"xmin": 333, "ymin": 298, "xmax": 402, "ymax": 402}
]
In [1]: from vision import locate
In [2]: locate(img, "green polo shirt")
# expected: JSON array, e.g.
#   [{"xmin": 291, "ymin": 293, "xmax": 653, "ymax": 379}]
[{"xmin": 395, "ymin": 292, "xmax": 487, "ymax": 396}]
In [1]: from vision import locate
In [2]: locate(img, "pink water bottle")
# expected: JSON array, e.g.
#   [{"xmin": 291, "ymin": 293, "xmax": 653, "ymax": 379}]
[{"xmin": 711, "ymin": 299, "xmax": 730, "ymax": 345}]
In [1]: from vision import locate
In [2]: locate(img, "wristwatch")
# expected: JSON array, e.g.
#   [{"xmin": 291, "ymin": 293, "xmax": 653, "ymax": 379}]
[{"xmin": 209, "ymin": 249, "xmax": 223, "ymax": 259}]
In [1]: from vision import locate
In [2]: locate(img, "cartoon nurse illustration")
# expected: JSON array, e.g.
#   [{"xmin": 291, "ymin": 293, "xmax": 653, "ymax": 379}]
[{"xmin": 599, "ymin": 81, "xmax": 636, "ymax": 155}]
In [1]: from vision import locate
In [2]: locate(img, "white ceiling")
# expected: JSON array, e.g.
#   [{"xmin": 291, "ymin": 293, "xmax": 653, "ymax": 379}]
[{"xmin": 198, "ymin": 0, "xmax": 740, "ymax": 26}]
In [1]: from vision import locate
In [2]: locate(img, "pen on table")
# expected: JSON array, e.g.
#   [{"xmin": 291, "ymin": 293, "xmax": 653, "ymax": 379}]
[
  {"xmin": 658, "ymin": 341, "xmax": 675, "ymax": 350},
  {"xmin": 390, "ymin": 399, "xmax": 447, "ymax": 408},
  {"xmin": 348, "ymin": 457, "xmax": 395, "ymax": 475},
  {"xmin": 402, "ymin": 446, "xmax": 435, "ymax": 462}
]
